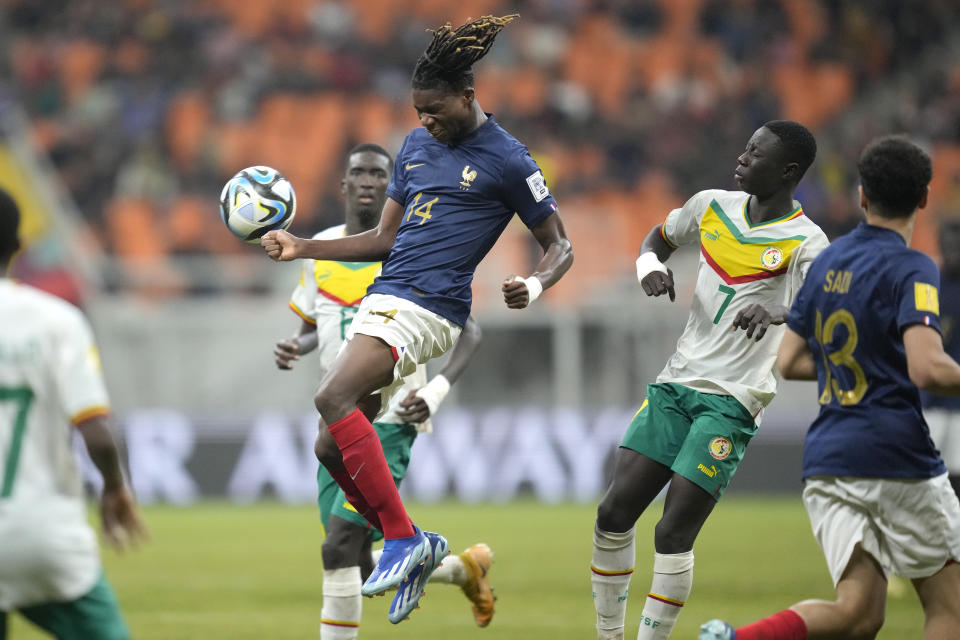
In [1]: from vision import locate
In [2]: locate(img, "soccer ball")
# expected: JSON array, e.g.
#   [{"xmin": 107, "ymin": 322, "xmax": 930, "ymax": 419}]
[{"xmin": 219, "ymin": 166, "xmax": 296, "ymax": 243}]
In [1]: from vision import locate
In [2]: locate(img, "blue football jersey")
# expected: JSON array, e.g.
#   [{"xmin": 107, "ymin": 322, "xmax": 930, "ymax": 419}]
[
  {"xmin": 922, "ymin": 274, "xmax": 960, "ymax": 410},
  {"xmin": 369, "ymin": 116, "xmax": 558, "ymax": 326},
  {"xmin": 786, "ymin": 222, "xmax": 946, "ymax": 479}
]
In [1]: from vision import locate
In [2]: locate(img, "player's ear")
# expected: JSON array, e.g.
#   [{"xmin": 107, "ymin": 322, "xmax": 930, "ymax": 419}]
[
  {"xmin": 783, "ymin": 161, "xmax": 799, "ymax": 182},
  {"xmin": 918, "ymin": 186, "xmax": 929, "ymax": 210},
  {"xmin": 461, "ymin": 87, "xmax": 475, "ymax": 105},
  {"xmin": 340, "ymin": 178, "xmax": 347, "ymax": 197},
  {"xmin": 858, "ymin": 185, "xmax": 868, "ymax": 211}
]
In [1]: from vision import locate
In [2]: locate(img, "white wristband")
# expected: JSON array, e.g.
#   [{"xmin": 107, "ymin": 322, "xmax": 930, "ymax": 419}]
[
  {"xmin": 414, "ymin": 374, "xmax": 451, "ymax": 418},
  {"xmin": 636, "ymin": 252, "xmax": 668, "ymax": 282},
  {"xmin": 513, "ymin": 275, "xmax": 543, "ymax": 303}
]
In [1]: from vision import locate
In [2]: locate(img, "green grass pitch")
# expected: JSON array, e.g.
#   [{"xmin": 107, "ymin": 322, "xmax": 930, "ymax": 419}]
[{"xmin": 10, "ymin": 498, "xmax": 924, "ymax": 639}]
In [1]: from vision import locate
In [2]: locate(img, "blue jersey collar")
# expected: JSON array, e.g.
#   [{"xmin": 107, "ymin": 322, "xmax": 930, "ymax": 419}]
[{"xmin": 856, "ymin": 221, "xmax": 906, "ymax": 246}]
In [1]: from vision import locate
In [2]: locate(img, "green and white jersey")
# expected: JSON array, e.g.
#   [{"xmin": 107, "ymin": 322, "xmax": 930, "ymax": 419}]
[
  {"xmin": 657, "ymin": 189, "xmax": 829, "ymax": 418},
  {"xmin": 0, "ymin": 279, "xmax": 106, "ymax": 607},
  {"xmin": 287, "ymin": 225, "xmax": 427, "ymax": 427}
]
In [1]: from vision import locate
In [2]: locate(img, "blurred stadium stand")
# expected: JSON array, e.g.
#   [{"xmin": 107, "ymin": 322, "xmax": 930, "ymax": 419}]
[{"xmin": 3, "ymin": 0, "xmax": 960, "ymax": 499}]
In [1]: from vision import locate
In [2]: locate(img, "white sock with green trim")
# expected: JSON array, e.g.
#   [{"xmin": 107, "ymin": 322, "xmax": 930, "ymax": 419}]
[
  {"xmin": 591, "ymin": 524, "xmax": 636, "ymax": 640},
  {"xmin": 635, "ymin": 551, "xmax": 694, "ymax": 639},
  {"xmin": 320, "ymin": 566, "xmax": 361, "ymax": 640}
]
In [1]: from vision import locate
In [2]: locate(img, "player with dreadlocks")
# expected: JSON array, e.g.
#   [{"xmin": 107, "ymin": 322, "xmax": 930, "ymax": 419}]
[{"xmin": 260, "ymin": 15, "xmax": 573, "ymax": 623}]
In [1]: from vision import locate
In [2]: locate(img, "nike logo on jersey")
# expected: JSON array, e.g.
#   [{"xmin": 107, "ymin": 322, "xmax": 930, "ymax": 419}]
[
  {"xmin": 405, "ymin": 163, "xmax": 425, "ymax": 170},
  {"xmin": 349, "ymin": 463, "xmax": 365, "ymax": 480}
]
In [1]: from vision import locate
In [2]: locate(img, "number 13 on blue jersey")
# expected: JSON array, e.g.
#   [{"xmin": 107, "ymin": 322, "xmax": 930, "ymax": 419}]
[{"xmin": 814, "ymin": 308, "xmax": 868, "ymax": 406}]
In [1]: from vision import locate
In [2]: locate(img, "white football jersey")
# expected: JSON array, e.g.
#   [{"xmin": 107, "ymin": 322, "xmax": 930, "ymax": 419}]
[
  {"xmin": 288, "ymin": 225, "xmax": 428, "ymax": 426},
  {"xmin": 657, "ymin": 189, "xmax": 829, "ymax": 418},
  {"xmin": 0, "ymin": 279, "xmax": 107, "ymax": 607}
]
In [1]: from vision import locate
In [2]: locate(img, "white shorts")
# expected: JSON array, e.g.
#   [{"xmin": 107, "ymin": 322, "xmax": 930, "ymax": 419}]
[
  {"xmin": 803, "ymin": 473, "xmax": 960, "ymax": 585},
  {"xmin": 925, "ymin": 409, "xmax": 960, "ymax": 473},
  {"xmin": 345, "ymin": 293, "xmax": 460, "ymax": 419}
]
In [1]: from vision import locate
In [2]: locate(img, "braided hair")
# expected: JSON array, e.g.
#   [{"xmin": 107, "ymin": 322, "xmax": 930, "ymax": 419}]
[{"xmin": 412, "ymin": 14, "xmax": 518, "ymax": 93}]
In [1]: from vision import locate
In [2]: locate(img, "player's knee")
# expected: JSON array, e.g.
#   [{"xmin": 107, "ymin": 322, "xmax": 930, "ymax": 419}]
[
  {"xmin": 314, "ymin": 385, "xmax": 350, "ymax": 421},
  {"xmin": 837, "ymin": 593, "xmax": 884, "ymax": 639},
  {"xmin": 321, "ymin": 534, "xmax": 355, "ymax": 570},
  {"xmin": 314, "ymin": 430, "xmax": 341, "ymax": 467},
  {"xmin": 848, "ymin": 612, "xmax": 884, "ymax": 640},
  {"xmin": 653, "ymin": 519, "xmax": 694, "ymax": 554},
  {"xmin": 596, "ymin": 500, "xmax": 633, "ymax": 533}
]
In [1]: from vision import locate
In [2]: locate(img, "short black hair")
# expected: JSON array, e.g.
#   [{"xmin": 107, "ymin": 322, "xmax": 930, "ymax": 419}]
[
  {"xmin": 858, "ymin": 135, "xmax": 932, "ymax": 218},
  {"xmin": 0, "ymin": 187, "xmax": 21, "ymax": 263},
  {"xmin": 346, "ymin": 143, "xmax": 393, "ymax": 168},
  {"xmin": 763, "ymin": 120, "xmax": 817, "ymax": 181},
  {"xmin": 412, "ymin": 15, "xmax": 518, "ymax": 94}
]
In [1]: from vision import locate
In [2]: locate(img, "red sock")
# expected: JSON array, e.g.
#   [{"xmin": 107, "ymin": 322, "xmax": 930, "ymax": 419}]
[
  {"xmin": 327, "ymin": 409, "xmax": 414, "ymax": 539},
  {"xmin": 328, "ymin": 467, "xmax": 383, "ymax": 532},
  {"xmin": 737, "ymin": 610, "xmax": 807, "ymax": 640}
]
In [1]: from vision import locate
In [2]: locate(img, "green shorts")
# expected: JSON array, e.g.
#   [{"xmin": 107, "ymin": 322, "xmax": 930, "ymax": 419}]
[
  {"xmin": 621, "ymin": 382, "xmax": 757, "ymax": 500},
  {"xmin": 8, "ymin": 573, "xmax": 129, "ymax": 640},
  {"xmin": 317, "ymin": 421, "xmax": 418, "ymax": 542}
]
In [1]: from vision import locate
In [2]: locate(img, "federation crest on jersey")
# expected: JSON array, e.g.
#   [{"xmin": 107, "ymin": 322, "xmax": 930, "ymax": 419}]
[
  {"xmin": 760, "ymin": 246, "xmax": 783, "ymax": 270},
  {"xmin": 459, "ymin": 165, "xmax": 478, "ymax": 190},
  {"xmin": 708, "ymin": 437, "xmax": 732, "ymax": 460}
]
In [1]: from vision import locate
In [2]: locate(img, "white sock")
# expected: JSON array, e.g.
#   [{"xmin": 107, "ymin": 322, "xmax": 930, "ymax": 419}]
[
  {"xmin": 427, "ymin": 552, "xmax": 466, "ymax": 585},
  {"xmin": 371, "ymin": 545, "xmax": 466, "ymax": 585},
  {"xmin": 635, "ymin": 551, "xmax": 694, "ymax": 640},
  {"xmin": 320, "ymin": 566, "xmax": 362, "ymax": 640},
  {"xmin": 591, "ymin": 524, "xmax": 636, "ymax": 640}
]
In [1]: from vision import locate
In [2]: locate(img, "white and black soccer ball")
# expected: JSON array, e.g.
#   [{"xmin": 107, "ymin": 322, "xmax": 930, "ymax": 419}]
[{"xmin": 219, "ymin": 166, "xmax": 296, "ymax": 243}]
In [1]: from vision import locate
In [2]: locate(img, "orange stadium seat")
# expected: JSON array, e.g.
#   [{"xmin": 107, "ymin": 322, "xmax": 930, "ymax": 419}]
[
  {"xmin": 209, "ymin": 0, "xmax": 273, "ymax": 38},
  {"xmin": 166, "ymin": 91, "xmax": 212, "ymax": 170},
  {"xmin": 780, "ymin": 0, "xmax": 826, "ymax": 55},
  {"xmin": 106, "ymin": 197, "xmax": 166, "ymax": 259},
  {"xmin": 214, "ymin": 121, "xmax": 253, "ymax": 176},
  {"xmin": 347, "ymin": 0, "xmax": 404, "ymax": 44},
  {"xmin": 349, "ymin": 95, "xmax": 398, "ymax": 148},
  {"xmin": 656, "ymin": 0, "xmax": 704, "ymax": 37},
  {"xmin": 412, "ymin": 0, "xmax": 508, "ymax": 25},
  {"xmin": 473, "ymin": 67, "xmax": 508, "ymax": 115},
  {"xmin": 772, "ymin": 63, "xmax": 853, "ymax": 130},
  {"xmin": 106, "ymin": 197, "xmax": 186, "ymax": 296},
  {"xmin": 507, "ymin": 66, "xmax": 549, "ymax": 117},
  {"xmin": 168, "ymin": 195, "xmax": 213, "ymax": 253}
]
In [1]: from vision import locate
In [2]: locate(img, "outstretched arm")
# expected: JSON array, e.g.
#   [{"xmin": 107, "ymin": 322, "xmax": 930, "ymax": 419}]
[
  {"xmin": 262, "ymin": 198, "xmax": 404, "ymax": 262},
  {"xmin": 904, "ymin": 325, "xmax": 960, "ymax": 394},
  {"xmin": 502, "ymin": 212, "xmax": 574, "ymax": 309},
  {"xmin": 777, "ymin": 327, "xmax": 817, "ymax": 380},
  {"xmin": 397, "ymin": 316, "xmax": 483, "ymax": 423},
  {"xmin": 77, "ymin": 415, "xmax": 149, "ymax": 551},
  {"xmin": 637, "ymin": 224, "xmax": 678, "ymax": 301}
]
